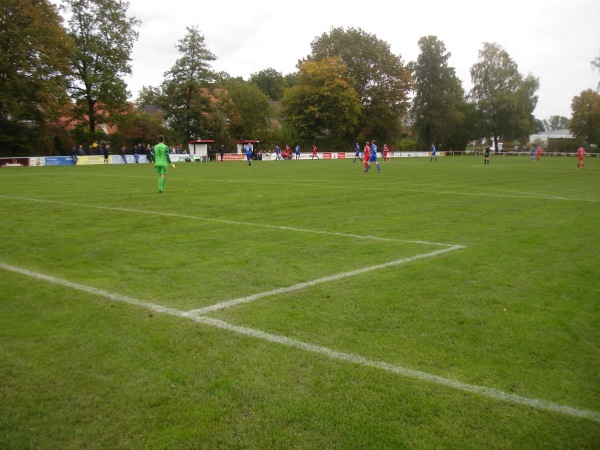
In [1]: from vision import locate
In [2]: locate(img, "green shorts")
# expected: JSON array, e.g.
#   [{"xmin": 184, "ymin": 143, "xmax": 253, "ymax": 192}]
[{"xmin": 155, "ymin": 164, "xmax": 168, "ymax": 175}]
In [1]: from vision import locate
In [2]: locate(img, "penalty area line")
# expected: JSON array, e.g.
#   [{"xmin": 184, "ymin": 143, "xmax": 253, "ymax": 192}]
[
  {"xmin": 185, "ymin": 245, "xmax": 465, "ymax": 315},
  {"xmin": 1, "ymin": 261, "xmax": 599, "ymax": 424}
]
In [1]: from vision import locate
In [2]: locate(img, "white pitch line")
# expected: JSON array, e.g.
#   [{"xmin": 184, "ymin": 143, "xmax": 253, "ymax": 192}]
[
  {"xmin": 1, "ymin": 261, "xmax": 599, "ymax": 424},
  {"xmin": 192, "ymin": 316, "xmax": 600, "ymax": 424},
  {"xmin": 185, "ymin": 246, "xmax": 464, "ymax": 315},
  {"xmin": 0, "ymin": 195, "xmax": 457, "ymax": 246},
  {"xmin": 0, "ymin": 262, "xmax": 182, "ymax": 316}
]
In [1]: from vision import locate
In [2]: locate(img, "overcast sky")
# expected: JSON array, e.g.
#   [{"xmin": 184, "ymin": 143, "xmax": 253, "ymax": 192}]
[{"xmin": 56, "ymin": 0, "xmax": 599, "ymax": 121}]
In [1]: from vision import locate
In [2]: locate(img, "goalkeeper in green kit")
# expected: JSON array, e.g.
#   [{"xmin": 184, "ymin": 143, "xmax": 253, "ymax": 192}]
[{"xmin": 154, "ymin": 135, "xmax": 174, "ymax": 193}]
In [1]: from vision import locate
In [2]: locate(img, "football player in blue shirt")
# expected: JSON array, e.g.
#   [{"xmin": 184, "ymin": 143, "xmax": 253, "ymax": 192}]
[{"xmin": 366, "ymin": 140, "xmax": 381, "ymax": 173}]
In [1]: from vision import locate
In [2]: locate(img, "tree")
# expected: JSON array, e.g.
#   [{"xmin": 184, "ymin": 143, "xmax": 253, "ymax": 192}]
[
  {"xmin": 304, "ymin": 27, "xmax": 410, "ymax": 144},
  {"xmin": 470, "ymin": 42, "xmax": 539, "ymax": 152},
  {"xmin": 281, "ymin": 58, "xmax": 361, "ymax": 145},
  {"xmin": 410, "ymin": 36, "xmax": 467, "ymax": 149},
  {"xmin": 221, "ymin": 79, "xmax": 272, "ymax": 139},
  {"xmin": 134, "ymin": 85, "xmax": 162, "ymax": 110},
  {"xmin": 592, "ymin": 53, "xmax": 600, "ymax": 90},
  {"xmin": 533, "ymin": 118, "xmax": 545, "ymax": 133},
  {"xmin": 570, "ymin": 89, "xmax": 600, "ymax": 147},
  {"xmin": 0, "ymin": 0, "xmax": 73, "ymax": 155},
  {"xmin": 160, "ymin": 25, "xmax": 220, "ymax": 141},
  {"xmin": 64, "ymin": 0, "xmax": 140, "ymax": 138},
  {"xmin": 542, "ymin": 115, "xmax": 570, "ymax": 131},
  {"xmin": 250, "ymin": 68, "xmax": 286, "ymax": 101},
  {"xmin": 111, "ymin": 102, "xmax": 166, "ymax": 145},
  {"xmin": 283, "ymin": 72, "xmax": 299, "ymax": 89}
]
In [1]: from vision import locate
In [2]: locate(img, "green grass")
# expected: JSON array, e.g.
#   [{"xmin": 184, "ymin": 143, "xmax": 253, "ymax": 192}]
[{"xmin": 1, "ymin": 155, "xmax": 599, "ymax": 448}]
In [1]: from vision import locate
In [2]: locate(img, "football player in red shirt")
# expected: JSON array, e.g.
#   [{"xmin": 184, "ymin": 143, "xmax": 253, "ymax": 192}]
[
  {"xmin": 577, "ymin": 147, "xmax": 587, "ymax": 168},
  {"xmin": 363, "ymin": 142, "xmax": 371, "ymax": 172}
]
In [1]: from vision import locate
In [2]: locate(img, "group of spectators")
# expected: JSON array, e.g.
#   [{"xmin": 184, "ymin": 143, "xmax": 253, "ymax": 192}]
[{"xmin": 71, "ymin": 142, "xmax": 192, "ymax": 164}]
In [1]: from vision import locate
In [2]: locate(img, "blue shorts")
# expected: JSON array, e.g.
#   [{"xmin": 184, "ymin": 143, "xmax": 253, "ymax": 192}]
[{"xmin": 369, "ymin": 152, "xmax": 378, "ymax": 162}]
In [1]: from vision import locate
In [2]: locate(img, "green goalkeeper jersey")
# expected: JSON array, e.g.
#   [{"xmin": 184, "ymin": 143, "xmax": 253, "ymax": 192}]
[{"xmin": 154, "ymin": 143, "xmax": 171, "ymax": 165}]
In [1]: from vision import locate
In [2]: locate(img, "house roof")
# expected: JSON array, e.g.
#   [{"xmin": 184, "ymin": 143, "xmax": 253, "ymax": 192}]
[{"xmin": 530, "ymin": 129, "xmax": 573, "ymax": 140}]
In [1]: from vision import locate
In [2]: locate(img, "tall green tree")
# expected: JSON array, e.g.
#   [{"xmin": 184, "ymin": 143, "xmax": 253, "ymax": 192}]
[
  {"xmin": 304, "ymin": 27, "xmax": 410, "ymax": 144},
  {"xmin": 221, "ymin": 79, "xmax": 272, "ymax": 140},
  {"xmin": 283, "ymin": 72, "xmax": 299, "ymax": 89},
  {"xmin": 592, "ymin": 53, "xmax": 600, "ymax": 90},
  {"xmin": 0, "ymin": 0, "xmax": 73, "ymax": 155},
  {"xmin": 410, "ymin": 36, "xmax": 466, "ymax": 149},
  {"xmin": 569, "ymin": 89, "xmax": 600, "ymax": 147},
  {"xmin": 542, "ymin": 115, "xmax": 570, "ymax": 131},
  {"xmin": 281, "ymin": 58, "xmax": 361, "ymax": 144},
  {"xmin": 533, "ymin": 118, "xmax": 545, "ymax": 133},
  {"xmin": 134, "ymin": 85, "xmax": 162, "ymax": 110},
  {"xmin": 64, "ymin": 0, "xmax": 140, "ymax": 138},
  {"xmin": 250, "ymin": 68, "xmax": 286, "ymax": 101},
  {"xmin": 160, "ymin": 25, "xmax": 220, "ymax": 141},
  {"xmin": 470, "ymin": 42, "xmax": 539, "ymax": 152}
]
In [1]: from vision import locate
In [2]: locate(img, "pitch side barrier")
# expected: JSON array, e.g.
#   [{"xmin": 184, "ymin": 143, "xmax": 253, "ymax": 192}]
[
  {"xmin": 0, "ymin": 154, "xmax": 209, "ymax": 167},
  {"xmin": 258, "ymin": 151, "xmax": 445, "ymax": 160},
  {"xmin": 2, "ymin": 151, "xmax": 597, "ymax": 167},
  {"xmin": 492, "ymin": 151, "xmax": 599, "ymax": 157},
  {"xmin": 466, "ymin": 151, "xmax": 599, "ymax": 158},
  {"xmin": 2, "ymin": 152, "xmax": 437, "ymax": 166}
]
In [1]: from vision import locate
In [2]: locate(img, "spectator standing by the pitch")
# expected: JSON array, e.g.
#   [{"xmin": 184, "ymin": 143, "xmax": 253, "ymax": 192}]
[
  {"xmin": 133, "ymin": 144, "xmax": 139, "ymax": 163},
  {"xmin": 146, "ymin": 144, "xmax": 154, "ymax": 163},
  {"xmin": 103, "ymin": 143, "xmax": 110, "ymax": 164},
  {"xmin": 219, "ymin": 144, "xmax": 225, "ymax": 161},
  {"xmin": 484, "ymin": 145, "xmax": 490, "ymax": 165}
]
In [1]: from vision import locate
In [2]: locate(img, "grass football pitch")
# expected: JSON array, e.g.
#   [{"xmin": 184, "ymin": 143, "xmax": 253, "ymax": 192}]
[{"xmin": 0, "ymin": 155, "xmax": 599, "ymax": 448}]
